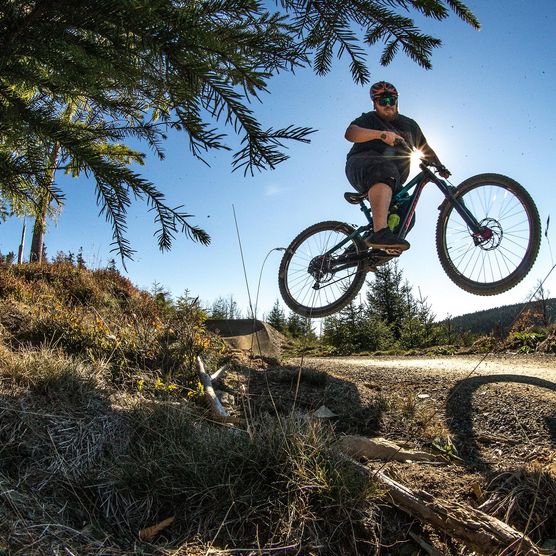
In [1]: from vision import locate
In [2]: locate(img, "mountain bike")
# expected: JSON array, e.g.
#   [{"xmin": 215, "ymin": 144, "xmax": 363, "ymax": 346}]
[{"xmin": 278, "ymin": 152, "xmax": 541, "ymax": 318}]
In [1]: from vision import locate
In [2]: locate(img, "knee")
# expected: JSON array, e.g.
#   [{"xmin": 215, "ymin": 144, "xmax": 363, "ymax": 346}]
[{"xmin": 368, "ymin": 180, "xmax": 395, "ymax": 196}]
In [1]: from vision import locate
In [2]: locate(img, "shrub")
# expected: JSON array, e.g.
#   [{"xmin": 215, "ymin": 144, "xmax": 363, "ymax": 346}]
[
  {"xmin": 505, "ymin": 330, "xmax": 546, "ymax": 353},
  {"xmin": 0, "ymin": 263, "xmax": 224, "ymax": 387}
]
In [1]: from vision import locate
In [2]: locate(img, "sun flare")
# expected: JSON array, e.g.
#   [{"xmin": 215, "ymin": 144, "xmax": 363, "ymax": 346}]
[{"xmin": 411, "ymin": 148, "xmax": 424, "ymax": 164}]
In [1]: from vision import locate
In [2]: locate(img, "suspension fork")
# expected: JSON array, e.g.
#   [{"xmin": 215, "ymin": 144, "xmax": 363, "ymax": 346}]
[{"xmin": 423, "ymin": 166, "xmax": 485, "ymax": 235}]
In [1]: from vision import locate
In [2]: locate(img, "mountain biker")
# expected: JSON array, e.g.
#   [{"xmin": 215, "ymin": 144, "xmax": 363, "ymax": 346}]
[{"xmin": 345, "ymin": 81, "xmax": 450, "ymax": 251}]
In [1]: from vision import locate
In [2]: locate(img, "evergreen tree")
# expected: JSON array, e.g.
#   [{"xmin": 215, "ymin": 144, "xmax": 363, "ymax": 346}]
[
  {"xmin": 0, "ymin": 1, "xmax": 478, "ymax": 261},
  {"xmin": 323, "ymin": 299, "xmax": 393, "ymax": 353},
  {"xmin": 366, "ymin": 261, "xmax": 413, "ymax": 340},
  {"xmin": 322, "ymin": 301, "xmax": 365, "ymax": 354},
  {"xmin": 27, "ymin": 100, "xmax": 145, "ymax": 262},
  {"xmin": 398, "ymin": 286, "xmax": 442, "ymax": 348},
  {"xmin": 1, "ymin": 251, "xmax": 16, "ymax": 265},
  {"xmin": 266, "ymin": 300, "xmax": 287, "ymax": 333},
  {"xmin": 53, "ymin": 251, "xmax": 67, "ymax": 264},
  {"xmin": 151, "ymin": 281, "xmax": 174, "ymax": 317},
  {"xmin": 209, "ymin": 295, "xmax": 242, "ymax": 319},
  {"xmin": 76, "ymin": 247, "xmax": 86, "ymax": 269},
  {"xmin": 286, "ymin": 311, "xmax": 314, "ymax": 339}
]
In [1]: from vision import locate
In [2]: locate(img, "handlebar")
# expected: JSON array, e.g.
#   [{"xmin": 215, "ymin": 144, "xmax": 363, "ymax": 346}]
[{"xmin": 393, "ymin": 137, "xmax": 410, "ymax": 150}]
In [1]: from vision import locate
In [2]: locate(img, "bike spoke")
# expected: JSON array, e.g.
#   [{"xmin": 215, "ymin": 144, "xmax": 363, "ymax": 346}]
[
  {"xmin": 281, "ymin": 224, "xmax": 365, "ymax": 316},
  {"xmin": 443, "ymin": 183, "xmax": 533, "ymax": 285}
]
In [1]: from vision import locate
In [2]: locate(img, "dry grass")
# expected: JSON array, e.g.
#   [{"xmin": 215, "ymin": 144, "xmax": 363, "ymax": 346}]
[
  {"xmin": 0, "ymin": 341, "xmax": 382, "ymax": 555},
  {"xmin": 480, "ymin": 464, "xmax": 556, "ymax": 543},
  {"xmin": 3, "ymin": 263, "xmax": 554, "ymax": 554}
]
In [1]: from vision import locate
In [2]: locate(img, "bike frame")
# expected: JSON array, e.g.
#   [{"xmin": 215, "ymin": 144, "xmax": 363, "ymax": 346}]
[{"xmin": 327, "ymin": 162, "xmax": 485, "ymax": 256}]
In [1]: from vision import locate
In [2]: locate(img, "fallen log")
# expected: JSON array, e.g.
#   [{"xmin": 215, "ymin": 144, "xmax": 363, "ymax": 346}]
[
  {"xmin": 336, "ymin": 441, "xmax": 544, "ymax": 555},
  {"xmin": 373, "ymin": 469, "xmax": 544, "ymax": 555}
]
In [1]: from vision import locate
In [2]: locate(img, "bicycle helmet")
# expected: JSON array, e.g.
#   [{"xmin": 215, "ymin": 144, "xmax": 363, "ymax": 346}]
[{"xmin": 370, "ymin": 81, "xmax": 398, "ymax": 99}]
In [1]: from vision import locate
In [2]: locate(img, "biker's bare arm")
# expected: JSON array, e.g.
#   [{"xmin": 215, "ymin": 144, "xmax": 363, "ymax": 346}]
[{"xmin": 344, "ymin": 125, "xmax": 403, "ymax": 146}]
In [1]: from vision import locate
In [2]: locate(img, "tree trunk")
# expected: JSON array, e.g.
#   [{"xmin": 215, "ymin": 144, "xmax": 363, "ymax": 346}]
[{"xmin": 29, "ymin": 144, "xmax": 59, "ymax": 263}]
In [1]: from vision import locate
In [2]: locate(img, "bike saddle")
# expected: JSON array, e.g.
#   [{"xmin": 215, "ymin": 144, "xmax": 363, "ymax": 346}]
[{"xmin": 344, "ymin": 191, "xmax": 367, "ymax": 204}]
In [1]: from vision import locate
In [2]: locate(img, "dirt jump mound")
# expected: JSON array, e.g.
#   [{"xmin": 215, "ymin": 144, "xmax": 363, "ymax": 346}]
[{"xmin": 205, "ymin": 319, "xmax": 286, "ymax": 358}]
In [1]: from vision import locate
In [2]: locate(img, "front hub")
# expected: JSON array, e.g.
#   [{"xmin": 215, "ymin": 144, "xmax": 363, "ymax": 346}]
[{"xmin": 473, "ymin": 218, "xmax": 503, "ymax": 250}]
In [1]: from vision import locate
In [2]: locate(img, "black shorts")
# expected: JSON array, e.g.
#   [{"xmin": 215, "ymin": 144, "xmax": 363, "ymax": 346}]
[{"xmin": 345, "ymin": 153, "xmax": 407, "ymax": 194}]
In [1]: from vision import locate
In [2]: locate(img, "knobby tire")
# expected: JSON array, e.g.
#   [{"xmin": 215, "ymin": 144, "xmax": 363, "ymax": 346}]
[
  {"xmin": 278, "ymin": 220, "xmax": 367, "ymax": 318},
  {"xmin": 436, "ymin": 173, "xmax": 541, "ymax": 295}
]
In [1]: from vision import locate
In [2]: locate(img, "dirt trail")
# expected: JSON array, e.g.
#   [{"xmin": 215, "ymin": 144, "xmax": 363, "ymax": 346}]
[
  {"xmin": 303, "ymin": 353, "xmax": 556, "ymax": 380},
  {"xmin": 229, "ymin": 352, "xmax": 556, "ymax": 551}
]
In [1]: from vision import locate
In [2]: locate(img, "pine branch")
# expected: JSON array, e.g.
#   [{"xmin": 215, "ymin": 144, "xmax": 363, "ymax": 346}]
[
  {"xmin": 444, "ymin": 0, "xmax": 480, "ymax": 28},
  {"xmin": 0, "ymin": 0, "xmax": 479, "ymax": 258}
]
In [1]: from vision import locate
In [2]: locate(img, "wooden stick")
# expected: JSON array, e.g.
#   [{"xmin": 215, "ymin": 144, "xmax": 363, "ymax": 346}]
[
  {"xmin": 339, "ymin": 435, "xmax": 447, "ymax": 463},
  {"xmin": 197, "ymin": 356, "xmax": 229, "ymax": 419},
  {"xmin": 210, "ymin": 364, "xmax": 227, "ymax": 381},
  {"xmin": 375, "ymin": 470, "xmax": 542, "ymax": 555},
  {"xmin": 409, "ymin": 532, "xmax": 443, "ymax": 556}
]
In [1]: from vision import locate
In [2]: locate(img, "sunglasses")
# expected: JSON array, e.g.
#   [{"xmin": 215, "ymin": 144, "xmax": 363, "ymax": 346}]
[{"xmin": 377, "ymin": 96, "xmax": 398, "ymax": 106}]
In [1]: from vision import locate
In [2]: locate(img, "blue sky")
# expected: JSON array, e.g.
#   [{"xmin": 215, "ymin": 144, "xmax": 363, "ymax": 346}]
[{"xmin": 1, "ymin": 0, "xmax": 555, "ymax": 320}]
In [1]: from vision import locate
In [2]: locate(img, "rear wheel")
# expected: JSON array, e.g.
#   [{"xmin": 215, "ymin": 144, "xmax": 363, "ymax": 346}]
[
  {"xmin": 436, "ymin": 174, "xmax": 541, "ymax": 295},
  {"xmin": 278, "ymin": 220, "xmax": 367, "ymax": 318}
]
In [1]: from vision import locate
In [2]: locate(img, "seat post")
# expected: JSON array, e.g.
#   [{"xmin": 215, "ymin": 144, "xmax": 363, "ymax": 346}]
[{"xmin": 359, "ymin": 201, "xmax": 373, "ymax": 225}]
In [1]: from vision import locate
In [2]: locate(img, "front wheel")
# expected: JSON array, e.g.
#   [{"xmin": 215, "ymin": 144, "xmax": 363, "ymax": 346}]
[
  {"xmin": 436, "ymin": 173, "xmax": 541, "ymax": 295},
  {"xmin": 278, "ymin": 220, "xmax": 367, "ymax": 318}
]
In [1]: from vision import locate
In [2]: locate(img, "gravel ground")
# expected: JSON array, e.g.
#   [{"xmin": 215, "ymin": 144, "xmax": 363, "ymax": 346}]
[
  {"xmin": 306, "ymin": 353, "xmax": 556, "ymax": 379},
  {"xmin": 228, "ymin": 352, "xmax": 556, "ymax": 553}
]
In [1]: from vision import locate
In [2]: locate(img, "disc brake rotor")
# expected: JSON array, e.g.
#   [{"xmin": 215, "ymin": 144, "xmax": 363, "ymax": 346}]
[{"xmin": 474, "ymin": 218, "xmax": 503, "ymax": 251}]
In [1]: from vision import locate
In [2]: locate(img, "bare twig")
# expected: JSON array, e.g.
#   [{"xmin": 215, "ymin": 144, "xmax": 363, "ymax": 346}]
[
  {"xmin": 197, "ymin": 356, "xmax": 230, "ymax": 419},
  {"xmin": 409, "ymin": 532, "xmax": 443, "ymax": 556}
]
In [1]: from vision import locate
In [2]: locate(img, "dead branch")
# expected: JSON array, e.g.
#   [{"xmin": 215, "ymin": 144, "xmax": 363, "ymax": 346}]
[
  {"xmin": 339, "ymin": 435, "xmax": 446, "ymax": 463},
  {"xmin": 337, "ymin": 439, "xmax": 545, "ymax": 555},
  {"xmin": 197, "ymin": 356, "xmax": 230, "ymax": 420},
  {"xmin": 210, "ymin": 364, "xmax": 227, "ymax": 381},
  {"xmin": 374, "ymin": 469, "xmax": 543, "ymax": 555},
  {"xmin": 409, "ymin": 531, "xmax": 443, "ymax": 556}
]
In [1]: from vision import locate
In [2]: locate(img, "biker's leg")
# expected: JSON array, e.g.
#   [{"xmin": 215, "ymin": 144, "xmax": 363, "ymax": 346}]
[
  {"xmin": 345, "ymin": 156, "xmax": 409, "ymax": 251},
  {"xmin": 366, "ymin": 180, "xmax": 410, "ymax": 251},
  {"xmin": 367, "ymin": 182, "xmax": 391, "ymax": 232}
]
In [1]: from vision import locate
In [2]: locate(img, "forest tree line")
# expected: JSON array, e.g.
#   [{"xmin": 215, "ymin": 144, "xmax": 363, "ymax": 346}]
[{"xmin": 263, "ymin": 262, "xmax": 554, "ymax": 354}]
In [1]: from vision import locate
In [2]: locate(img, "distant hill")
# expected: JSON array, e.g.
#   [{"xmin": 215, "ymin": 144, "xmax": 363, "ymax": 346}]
[{"xmin": 444, "ymin": 298, "xmax": 556, "ymax": 335}]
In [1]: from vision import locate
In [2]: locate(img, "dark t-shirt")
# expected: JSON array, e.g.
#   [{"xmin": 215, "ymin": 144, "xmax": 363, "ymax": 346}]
[
  {"xmin": 347, "ymin": 111, "xmax": 428, "ymax": 156},
  {"xmin": 346, "ymin": 111, "xmax": 430, "ymax": 183}
]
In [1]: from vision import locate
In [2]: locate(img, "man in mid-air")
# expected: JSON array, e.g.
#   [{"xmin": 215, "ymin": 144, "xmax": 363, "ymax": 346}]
[{"xmin": 345, "ymin": 81, "xmax": 450, "ymax": 251}]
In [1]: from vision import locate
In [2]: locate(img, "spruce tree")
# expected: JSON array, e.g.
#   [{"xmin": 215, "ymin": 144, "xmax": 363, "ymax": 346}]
[
  {"xmin": 209, "ymin": 295, "xmax": 241, "ymax": 319},
  {"xmin": 0, "ymin": 1, "xmax": 478, "ymax": 260},
  {"xmin": 286, "ymin": 311, "xmax": 313, "ymax": 339},
  {"xmin": 366, "ymin": 260, "xmax": 413, "ymax": 340},
  {"xmin": 266, "ymin": 300, "xmax": 287, "ymax": 333}
]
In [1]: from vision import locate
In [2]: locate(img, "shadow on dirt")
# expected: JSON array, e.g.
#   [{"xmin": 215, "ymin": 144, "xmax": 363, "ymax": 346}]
[
  {"xmin": 232, "ymin": 361, "xmax": 385, "ymax": 437},
  {"xmin": 232, "ymin": 361, "xmax": 556, "ymax": 547},
  {"xmin": 446, "ymin": 373, "xmax": 556, "ymax": 469}
]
